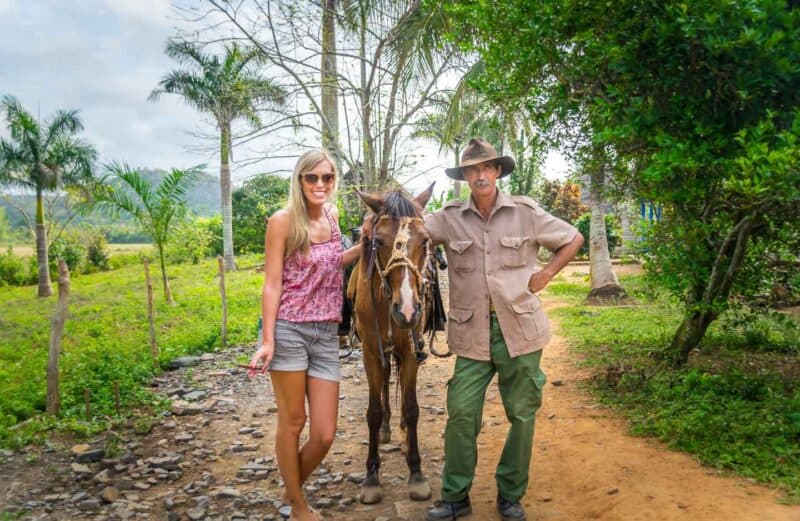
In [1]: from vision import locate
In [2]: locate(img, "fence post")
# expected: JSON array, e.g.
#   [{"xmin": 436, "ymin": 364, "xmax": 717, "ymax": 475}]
[
  {"xmin": 144, "ymin": 259, "xmax": 158, "ymax": 370},
  {"xmin": 113, "ymin": 380, "xmax": 121, "ymax": 413},
  {"xmin": 84, "ymin": 388, "xmax": 91, "ymax": 419},
  {"xmin": 46, "ymin": 259, "xmax": 70, "ymax": 416},
  {"xmin": 218, "ymin": 256, "xmax": 227, "ymax": 348}
]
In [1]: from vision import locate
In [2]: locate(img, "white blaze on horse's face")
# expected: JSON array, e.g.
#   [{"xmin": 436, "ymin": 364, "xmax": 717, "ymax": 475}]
[
  {"xmin": 399, "ymin": 266, "xmax": 415, "ymax": 323},
  {"xmin": 375, "ymin": 215, "xmax": 427, "ymax": 329}
]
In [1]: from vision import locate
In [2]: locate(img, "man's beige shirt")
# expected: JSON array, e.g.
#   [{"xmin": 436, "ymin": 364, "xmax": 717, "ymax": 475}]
[{"xmin": 425, "ymin": 191, "xmax": 579, "ymax": 361}]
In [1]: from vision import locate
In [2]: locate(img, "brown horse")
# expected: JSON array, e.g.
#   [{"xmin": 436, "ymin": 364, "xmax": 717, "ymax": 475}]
[{"xmin": 348, "ymin": 185, "xmax": 435, "ymax": 505}]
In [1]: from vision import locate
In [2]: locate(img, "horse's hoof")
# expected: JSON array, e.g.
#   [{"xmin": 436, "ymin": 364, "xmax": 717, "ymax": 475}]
[
  {"xmin": 379, "ymin": 429, "xmax": 391, "ymax": 444},
  {"xmin": 408, "ymin": 477, "xmax": 431, "ymax": 501},
  {"xmin": 360, "ymin": 485, "xmax": 383, "ymax": 504}
]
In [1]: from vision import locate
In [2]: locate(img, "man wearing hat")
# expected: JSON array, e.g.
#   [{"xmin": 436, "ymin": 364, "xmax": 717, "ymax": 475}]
[{"xmin": 424, "ymin": 138, "xmax": 583, "ymax": 520}]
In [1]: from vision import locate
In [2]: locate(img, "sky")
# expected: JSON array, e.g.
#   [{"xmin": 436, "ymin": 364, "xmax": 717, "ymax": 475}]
[{"xmin": 0, "ymin": 0, "xmax": 570, "ymax": 197}]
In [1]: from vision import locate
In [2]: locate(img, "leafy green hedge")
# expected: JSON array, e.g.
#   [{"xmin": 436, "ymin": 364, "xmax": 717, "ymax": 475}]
[{"xmin": 0, "ymin": 254, "xmax": 262, "ymax": 447}]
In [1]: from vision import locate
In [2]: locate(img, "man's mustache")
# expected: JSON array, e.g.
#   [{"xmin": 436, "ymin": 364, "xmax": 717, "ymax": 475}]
[{"xmin": 474, "ymin": 179, "xmax": 490, "ymax": 187}]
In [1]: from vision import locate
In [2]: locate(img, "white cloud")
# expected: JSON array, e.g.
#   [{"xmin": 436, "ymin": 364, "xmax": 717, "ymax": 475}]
[{"xmin": 100, "ymin": 0, "xmax": 174, "ymax": 27}]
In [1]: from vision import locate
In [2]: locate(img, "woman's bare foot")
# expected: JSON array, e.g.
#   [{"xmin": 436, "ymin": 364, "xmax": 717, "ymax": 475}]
[{"xmin": 280, "ymin": 487, "xmax": 290, "ymax": 505}]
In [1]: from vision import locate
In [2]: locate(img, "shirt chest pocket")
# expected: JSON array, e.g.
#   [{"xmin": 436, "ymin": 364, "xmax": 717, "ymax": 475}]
[
  {"xmin": 500, "ymin": 235, "xmax": 532, "ymax": 268},
  {"xmin": 448, "ymin": 239, "xmax": 475, "ymax": 272}
]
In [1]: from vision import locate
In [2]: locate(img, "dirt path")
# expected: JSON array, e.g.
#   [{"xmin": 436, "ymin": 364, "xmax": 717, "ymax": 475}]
[
  {"xmin": 2, "ymin": 269, "xmax": 798, "ymax": 520},
  {"xmin": 464, "ymin": 301, "xmax": 798, "ymax": 521}
]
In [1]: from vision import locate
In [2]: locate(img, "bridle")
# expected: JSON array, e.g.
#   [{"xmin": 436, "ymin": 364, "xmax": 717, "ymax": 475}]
[
  {"xmin": 366, "ymin": 214, "xmax": 431, "ymax": 369},
  {"xmin": 371, "ymin": 216, "xmax": 428, "ymax": 298}
]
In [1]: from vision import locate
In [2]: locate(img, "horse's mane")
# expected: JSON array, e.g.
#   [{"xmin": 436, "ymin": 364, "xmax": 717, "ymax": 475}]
[{"xmin": 382, "ymin": 190, "xmax": 420, "ymax": 218}]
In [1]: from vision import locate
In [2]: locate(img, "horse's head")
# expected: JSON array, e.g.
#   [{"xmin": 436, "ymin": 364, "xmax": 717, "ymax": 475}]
[{"xmin": 358, "ymin": 184, "xmax": 434, "ymax": 329}]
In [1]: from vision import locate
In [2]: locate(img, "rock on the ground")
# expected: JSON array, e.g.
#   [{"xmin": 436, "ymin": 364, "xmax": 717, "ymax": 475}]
[
  {"xmin": 76, "ymin": 448, "xmax": 105, "ymax": 463},
  {"xmin": 167, "ymin": 356, "xmax": 202, "ymax": 370}
]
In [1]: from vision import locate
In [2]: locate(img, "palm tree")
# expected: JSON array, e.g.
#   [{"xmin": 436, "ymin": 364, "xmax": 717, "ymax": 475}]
[
  {"xmin": 586, "ymin": 156, "xmax": 629, "ymax": 303},
  {"xmin": 92, "ymin": 164, "xmax": 200, "ymax": 303},
  {"xmin": 0, "ymin": 96, "xmax": 96, "ymax": 297},
  {"xmin": 149, "ymin": 40, "xmax": 287, "ymax": 271}
]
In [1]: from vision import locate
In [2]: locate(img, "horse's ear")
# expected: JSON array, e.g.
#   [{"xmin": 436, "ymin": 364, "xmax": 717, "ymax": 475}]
[
  {"xmin": 415, "ymin": 182, "xmax": 435, "ymax": 210},
  {"xmin": 355, "ymin": 189, "xmax": 384, "ymax": 215}
]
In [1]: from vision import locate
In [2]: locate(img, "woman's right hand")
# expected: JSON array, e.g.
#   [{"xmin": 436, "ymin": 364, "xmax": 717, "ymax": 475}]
[{"xmin": 248, "ymin": 342, "xmax": 274, "ymax": 376}]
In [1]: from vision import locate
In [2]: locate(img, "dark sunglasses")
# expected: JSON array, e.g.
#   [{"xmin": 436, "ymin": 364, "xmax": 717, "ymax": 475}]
[{"xmin": 300, "ymin": 173, "xmax": 335, "ymax": 185}]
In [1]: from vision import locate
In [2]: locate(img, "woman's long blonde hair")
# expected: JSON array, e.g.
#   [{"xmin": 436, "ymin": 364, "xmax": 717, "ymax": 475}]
[{"xmin": 284, "ymin": 148, "xmax": 339, "ymax": 258}]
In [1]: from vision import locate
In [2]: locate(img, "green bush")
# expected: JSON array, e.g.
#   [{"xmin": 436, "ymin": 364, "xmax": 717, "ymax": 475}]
[
  {"xmin": 0, "ymin": 247, "xmax": 31, "ymax": 286},
  {"xmin": 86, "ymin": 234, "xmax": 111, "ymax": 271},
  {"xmin": 165, "ymin": 217, "xmax": 218, "ymax": 264},
  {"xmin": 574, "ymin": 212, "xmax": 621, "ymax": 257},
  {"xmin": 49, "ymin": 236, "xmax": 85, "ymax": 274},
  {"xmin": 232, "ymin": 175, "xmax": 289, "ymax": 254},
  {"xmin": 108, "ymin": 252, "xmax": 146, "ymax": 270},
  {"xmin": 198, "ymin": 215, "xmax": 223, "ymax": 257}
]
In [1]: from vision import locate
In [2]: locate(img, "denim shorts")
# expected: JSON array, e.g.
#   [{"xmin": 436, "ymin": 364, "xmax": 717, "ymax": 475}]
[{"xmin": 260, "ymin": 319, "xmax": 340, "ymax": 382}]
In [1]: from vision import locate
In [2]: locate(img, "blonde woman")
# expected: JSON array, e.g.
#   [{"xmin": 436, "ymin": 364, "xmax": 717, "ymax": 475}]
[{"xmin": 249, "ymin": 149, "xmax": 361, "ymax": 521}]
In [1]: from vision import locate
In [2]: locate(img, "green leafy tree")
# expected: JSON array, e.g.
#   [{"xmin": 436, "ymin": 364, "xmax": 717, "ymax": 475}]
[
  {"xmin": 443, "ymin": 0, "xmax": 800, "ymax": 365},
  {"xmin": 0, "ymin": 95, "xmax": 96, "ymax": 296},
  {"xmin": 232, "ymin": 175, "xmax": 290, "ymax": 254},
  {"xmin": 92, "ymin": 164, "xmax": 200, "ymax": 303},
  {"xmin": 149, "ymin": 40, "xmax": 287, "ymax": 272}
]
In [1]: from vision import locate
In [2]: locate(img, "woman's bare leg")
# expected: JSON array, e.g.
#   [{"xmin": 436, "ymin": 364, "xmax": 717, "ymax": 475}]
[
  {"xmin": 270, "ymin": 370, "xmax": 312, "ymax": 515},
  {"xmin": 299, "ymin": 376, "xmax": 340, "ymax": 480}
]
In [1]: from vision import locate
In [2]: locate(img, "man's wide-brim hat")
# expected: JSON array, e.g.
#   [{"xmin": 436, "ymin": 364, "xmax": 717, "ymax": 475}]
[{"xmin": 445, "ymin": 137, "xmax": 515, "ymax": 181}]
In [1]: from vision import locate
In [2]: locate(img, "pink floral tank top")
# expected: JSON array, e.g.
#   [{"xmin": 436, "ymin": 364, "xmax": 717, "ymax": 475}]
[{"xmin": 277, "ymin": 208, "xmax": 343, "ymax": 323}]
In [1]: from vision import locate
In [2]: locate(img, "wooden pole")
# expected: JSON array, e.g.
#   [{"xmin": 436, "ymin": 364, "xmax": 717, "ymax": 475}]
[
  {"xmin": 113, "ymin": 380, "xmax": 120, "ymax": 413},
  {"xmin": 46, "ymin": 259, "xmax": 70, "ymax": 416},
  {"xmin": 144, "ymin": 259, "xmax": 158, "ymax": 369},
  {"xmin": 84, "ymin": 388, "xmax": 91, "ymax": 419},
  {"xmin": 218, "ymin": 256, "xmax": 227, "ymax": 348}
]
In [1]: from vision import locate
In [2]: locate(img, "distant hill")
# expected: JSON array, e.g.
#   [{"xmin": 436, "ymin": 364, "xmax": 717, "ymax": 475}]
[{"xmin": 0, "ymin": 168, "xmax": 222, "ymax": 229}]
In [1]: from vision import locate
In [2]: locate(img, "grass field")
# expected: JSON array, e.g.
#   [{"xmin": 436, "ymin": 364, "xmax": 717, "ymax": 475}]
[
  {"xmin": 5, "ymin": 243, "xmax": 154, "ymax": 258},
  {"xmin": 0, "ymin": 254, "xmax": 263, "ymax": 446},
  {"xmin": 547, "ymin": 271, "xmax": 800, "ymax": 501}
]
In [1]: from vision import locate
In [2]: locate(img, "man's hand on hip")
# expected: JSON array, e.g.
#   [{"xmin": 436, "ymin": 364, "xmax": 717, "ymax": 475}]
[{"xmin": 527, "ymin": 268, "xmax": 553, "ymax": 294}]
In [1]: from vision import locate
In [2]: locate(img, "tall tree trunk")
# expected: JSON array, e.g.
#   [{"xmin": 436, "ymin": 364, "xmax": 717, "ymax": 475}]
[
  {"xmin": 35, "ymin": 188, "xmax": 53, "ymax": 297},
  {"xmin": 157, "ymin": 244, "xmax": 173, "ymax": 304},
  {"xmin": 220, "ymin": 122, "xmax": 235, "ymax": 271},
  {"xmin": 452, "ymin": 148, "xmax": 461, "ymax": 199},
  {"xmin": 587, "ymin": 165, "xmax": 628, "ymax": 303},
  {"xmin": 321, "ymin": 0, "xmax": 340, "ymax": 173},
  {"xmin": 358, "ymin": 4, "xmax": 375, "ymax": 189}
]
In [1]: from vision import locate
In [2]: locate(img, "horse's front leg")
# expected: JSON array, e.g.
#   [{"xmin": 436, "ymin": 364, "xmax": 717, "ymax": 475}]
[
  {"xmin": 399, "ymin": 343, "xmax": 431, "ymax": 501},
  {"xmin": 360, "ymin": 347, "xmax": 385, "ymax": 505},
  {"xmin": 380, "ymin": 360, "xmax": 392, "ymax": 443}
]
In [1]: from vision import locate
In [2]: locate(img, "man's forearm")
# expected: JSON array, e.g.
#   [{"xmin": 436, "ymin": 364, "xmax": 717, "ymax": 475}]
[{"xmin": 541, "ymin": 233, "xmax": 584, "ymax": 278}]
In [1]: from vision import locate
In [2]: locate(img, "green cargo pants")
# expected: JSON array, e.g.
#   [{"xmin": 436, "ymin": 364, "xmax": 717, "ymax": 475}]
[{"xmin": 440, "ymin": 312, "xmax": 547, "ymax": 503}]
